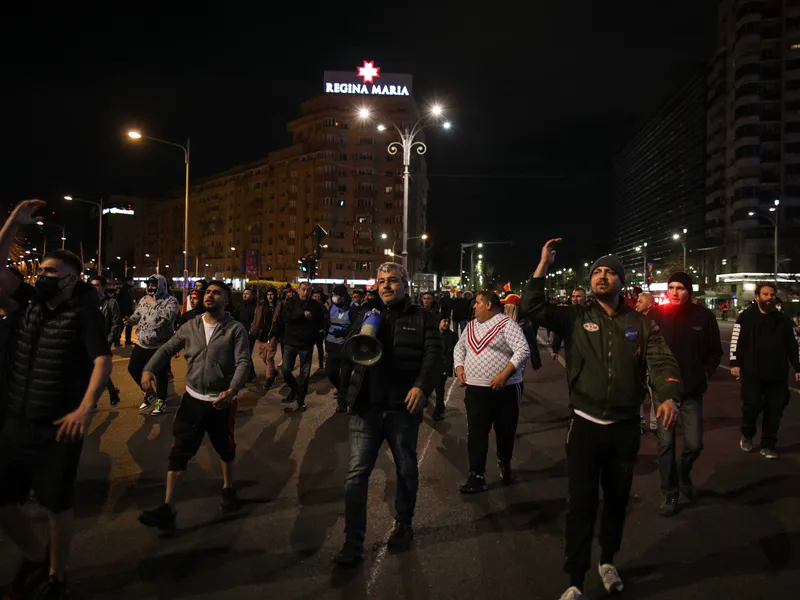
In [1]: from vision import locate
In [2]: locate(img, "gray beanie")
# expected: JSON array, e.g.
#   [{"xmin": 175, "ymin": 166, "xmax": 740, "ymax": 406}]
[{"xmin": 589, "ymin": 254, "xmax": 626, "ymax": 284}]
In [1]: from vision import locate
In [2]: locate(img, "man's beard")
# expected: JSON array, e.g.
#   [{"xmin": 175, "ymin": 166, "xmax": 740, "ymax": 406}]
[
  {"xmin": 758, "ymin": 299, "xmax": 775, "ymax": 313},
  {"xmin": 591, "ymin": 280, "xmax": 617, "ymax": 303}
]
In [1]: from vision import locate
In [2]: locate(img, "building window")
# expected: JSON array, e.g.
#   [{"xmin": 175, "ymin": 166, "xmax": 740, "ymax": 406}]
[
  {"xmin": 357, "ymin": 198, "xmax": 373, "ymax": 208},
  {"xmin": 336, "ymin": 263, "xmax": 344, "ymax": 270},
  {"xmin": 385, "ymin": 186, "xmax": 393, "ymax": 193},
  {"xmin": 357, "ymin": 215, "xmax": 372, "ymax": 224}
]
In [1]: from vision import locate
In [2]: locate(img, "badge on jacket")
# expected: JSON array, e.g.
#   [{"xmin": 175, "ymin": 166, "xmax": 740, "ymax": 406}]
[
  {"xmin": 624, "ymin": 327, "xmax": 639, "ymax": 341},
  {"xmin": 583, "ymin": 322, "xmax": 599, "ymax": 332}
]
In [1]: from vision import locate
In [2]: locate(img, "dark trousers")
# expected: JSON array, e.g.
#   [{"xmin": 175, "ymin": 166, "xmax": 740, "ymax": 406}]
[
  {"xmin": 282, "ymin": 344, "xmax": 314, "ymax": 405},
  {"xmin": 325, "ymin": 342, "xmax": 345, "ymax": 399},
  {"xmin": 464, "ymin": 383, "xmax": 521, "ymax": 473},
  {"xmin": 433, "ymin": 372, "xmax": 448, "ymax": 413},
  {"xmin": 106, "ymin": 377, "xmax": 118, "ymax": 399},
  {"xmin": 741, "ymin": 376, "xmax": 790, "ymax": 450},
  {"xmin": 128, "ymin": 345, "xmax": 169, "ymax": 400},
  {"xmin": 655, "ymin": 394, "xmax": 703, "ymax": 496},
  {"xmin": 344, "ymin": 408, "xmax": 421, "ymax": 548},
  {"xmin": 316, "ymin": 336, "xmax": 325, "ymax": 368},
  {"xmin": 564, "ymin": 414, "xmax": 640, "ymax": 579},
  {"xmin": 122, "ymin": 323, "xmax": 133, "ymax": 345}
]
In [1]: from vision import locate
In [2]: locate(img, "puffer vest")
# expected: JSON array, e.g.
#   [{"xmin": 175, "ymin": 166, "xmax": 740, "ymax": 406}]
[
  {"xmin": 6, "ymin": 288, "xmax": 97, "ymax": 421},
  {"xmin": 326, "ymin": 303, "xmax": 352, "ymax": 345}
]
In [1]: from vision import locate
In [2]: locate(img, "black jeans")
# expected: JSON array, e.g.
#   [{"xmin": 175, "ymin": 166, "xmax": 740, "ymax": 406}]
[
  {"xmin": 282, "ymin": 344, "xmax": 314, "ymax": 405},
  {"xmin": 655, "ymin": 394, "xmax": 703, "ymax": 496},
  {"xmin": 316, "ymin": 336, "xmax": 325, "ymax": 368},
  {"xmin": 128, "ymin": 345, "xmax": 169, "ymax": 400},
  {"xmin": 122, "ymin": 323, "xmax": 133, "ymax": 345},
  {"xmin": 564, "ymin": 414, "xmax": 640, "ymax": 580},
  {"xmin": 464, "ymin": 383, "xmax": 522, "ymax": 473},
  {"xmin": 325, "ymin": 342, "xmax": 345, "ymax": 399},
  {"xmin": 741, "ymin": 376, "xmax": 790, "ymax": 450},
  {"xmin": 433, "ymin": 372, "xmax": 448, "ymax": 413},
  {"xmin": 344, "ymin": 408, "xmax": 421, "ymax": 549}
]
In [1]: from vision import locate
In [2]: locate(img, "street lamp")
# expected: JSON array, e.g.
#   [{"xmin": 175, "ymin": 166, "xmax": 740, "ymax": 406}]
[
  {"xmin": 64, "ymin": 194, "xmax": 103, "ymax": 275},
  {"xmin": 748, "ymin": 198, "xmax": 780, "ymax": 286},
  {"xmin": 127, "ymin": 128, "xmax": 190, "ymax": 305},
  {"xmin": 362, "ymin": 105, "xmax": 450, "ymax": 272},
  {"xmin": 635, "ymin": 242, "xmax": 648, "ymax": 289},
  {"xmin": 37, "ymin": 222, "xmax": 66, "ymax": 252},
  {"xmin": 672, "ymin": 229, "xmax": 687, "ymax": 271}
]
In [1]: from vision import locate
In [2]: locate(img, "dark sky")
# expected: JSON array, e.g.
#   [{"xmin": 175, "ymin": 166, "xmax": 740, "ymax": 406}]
[{"xmin": 2, "ymin": 2, "xmax": 715, "ymax": 283}]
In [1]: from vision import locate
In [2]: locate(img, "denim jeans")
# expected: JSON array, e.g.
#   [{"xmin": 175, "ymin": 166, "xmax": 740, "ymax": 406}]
[
  {"xmin": 282, "ymin": 344, "xmax": 313, "ymax": 404},
  {"xmin": 344, "ymin": 408, "xmax": 421, "ymax": 549},
  {"xmin": 655, "ymin": 394, "xmax": 703, "ymax": 497}
]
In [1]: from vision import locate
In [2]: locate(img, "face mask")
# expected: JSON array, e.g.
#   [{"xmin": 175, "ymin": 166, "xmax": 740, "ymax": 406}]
[
  {"xmin": 35, "ymin": 275, "xmax": 69, "ymax": 301},
  {"xmin": 147, "ymin": 287, "xmax": 157, "ymax": 297},
  {"xmin": 331, "ymin": 295, "xmax": 341, "ymax": 306}
]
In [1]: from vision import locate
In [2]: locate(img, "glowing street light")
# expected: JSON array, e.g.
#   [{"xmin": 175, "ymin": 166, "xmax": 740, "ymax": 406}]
[
  {"xmin": 126, "ymin": 127, "xmax": 190, "ymax": 304},
  {"xmin": 381, "ymin": 233, "xmax": 388, "ymax": 239},
  {"xmin": 748, "ymin": 201, "xmax": 780, "ymax": 286},
  {"xmin": 362, "ymin": 103, "xmax": 451, "ymax": 272}
]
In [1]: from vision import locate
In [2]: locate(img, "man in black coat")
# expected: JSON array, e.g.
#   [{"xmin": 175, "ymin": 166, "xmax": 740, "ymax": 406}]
[
  {"xmin": 649, "ymin": 272, "xmax": 722, "ymax": 516},
  {"xmin": 115, "ymin": 277, "xmax": 135, "ymax": 346},
  {"xmin": 333, "ymin": 262, "xmax": 442, "ymax": 566},
  {"xmin": 731, "ymin": 281, "xmax": 800, "ymax": 460},
  {"xmin": 275, "ymin": 281, "xmax": 325, "ymax": 411}
]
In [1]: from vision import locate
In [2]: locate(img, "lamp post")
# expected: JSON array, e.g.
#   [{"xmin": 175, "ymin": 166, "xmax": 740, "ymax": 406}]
[
  {"xmin": 748, "ymin": 198, "xmax": 780, "ymax": 287},
  {"xmin": 360, "ymin": 105, "xmax": 450, "ymax": 273},
  {"xmin": 672, "ymin": 228, "xmax": 688, "ymax": 271},
  {"xmin": 64, "ymin": 195, "xmax": 103, "ymax": 275},
  {"xmin": 127, "ymin": 129, "xmax": 191, "ymax": 305},
  {"xmin": 635, "ymin": 242, "xmax": 648, "ymax": 289},
  {"xmin": 37, "ymin": 221, "xmax": 66, "ymax": 252}
]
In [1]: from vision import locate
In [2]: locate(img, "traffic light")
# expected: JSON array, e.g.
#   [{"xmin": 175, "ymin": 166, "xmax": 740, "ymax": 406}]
[
  {"xmin": 308, "ymin": 258, "xmax": 317, "ymax": 280},
  {"xmin": 311, "ymin": 224, "xmax": 328, "ymax": 260}
]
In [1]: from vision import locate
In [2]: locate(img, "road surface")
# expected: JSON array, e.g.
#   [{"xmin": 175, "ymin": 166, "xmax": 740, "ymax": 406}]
[{"xmin": 1, "ymin": 320, "xmax": 799, "ymax": 599}]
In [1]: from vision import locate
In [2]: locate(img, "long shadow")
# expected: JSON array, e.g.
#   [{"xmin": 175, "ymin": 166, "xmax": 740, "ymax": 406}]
[
  {"xmin": 290, "ymin": 413, "xmax": 350, "ymax": 558},
  {"xmin": 73, "ymin": 411, "xmax": 118, "ymax": 523}
]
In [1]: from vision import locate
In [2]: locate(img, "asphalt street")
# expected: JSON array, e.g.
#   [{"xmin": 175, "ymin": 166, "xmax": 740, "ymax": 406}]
[{"xmin": 1, "ymin": 319, "xmax": 799, "ymax": 600}]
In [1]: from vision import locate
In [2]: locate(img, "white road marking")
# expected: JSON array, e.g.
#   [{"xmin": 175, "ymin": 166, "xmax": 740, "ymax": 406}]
[{"xmin": 365, "ymin": 377, "xmax": 459, "ymax": 594}]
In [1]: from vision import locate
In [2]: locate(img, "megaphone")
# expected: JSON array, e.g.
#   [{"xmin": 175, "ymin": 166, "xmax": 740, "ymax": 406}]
[{"xmin": 343, "ymin": 309, "xmax": 383, "ymax": 366}]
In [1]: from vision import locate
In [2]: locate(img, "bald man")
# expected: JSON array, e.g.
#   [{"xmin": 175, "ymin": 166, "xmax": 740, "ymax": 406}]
[
  {"xmin": 635, "ymin": 292, "xmax": 657, "ymax": 432},
  {"xmin": 636, "ymin": 293, "xmax": 655, "ymax": 315}
]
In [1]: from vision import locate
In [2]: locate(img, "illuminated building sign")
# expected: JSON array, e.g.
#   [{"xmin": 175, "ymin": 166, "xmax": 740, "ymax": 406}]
[
  {"xmin": 102, "ymin": 208, "xmax": 134, "ymax": 216},
  {"xmin": 324, "ymin": 60, "xmax": 412, "ymax": 97}
]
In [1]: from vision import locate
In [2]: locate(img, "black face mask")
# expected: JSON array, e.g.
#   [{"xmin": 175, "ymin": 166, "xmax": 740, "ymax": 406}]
[{"xmin": 35, "ymin": 275, "xmax": 69, "ymax": 301}]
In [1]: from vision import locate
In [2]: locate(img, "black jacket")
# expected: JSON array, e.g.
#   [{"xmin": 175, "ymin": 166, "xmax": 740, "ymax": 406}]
[
  {"xmin": 115, "ymin": 286, "xmax": 134, "ymax": 317},
  {"xmin": 522, "ymin": 277, "xmax": 682, "ymax": 422},
  {"xmin": 451, "ymin": 297, "xmax": 472, "ymax": 322},
  {"xmin": 237, "ymin": 299, "xmax": 257, "ymax": 336},
  {"xmin": 730, "ymin": 306, "xmax": 800, "ymax": 381},
  {"xmin": 100, "ymin": 296, "xmax": 122, "ymax": 345},
  {"xmin": 345, "ymin": 297, "xmax": 442, "ymax": 412},
  {"xmin": 650, "ymin": 301, "xmax": 723, "ymax": 398},
  {"xmin": 278, "ymin": 296, "xmax": 326, "ymax": 348},
  {"xmin": 6, "ymin": 282, "xmax": 111, "ymax": 421}
]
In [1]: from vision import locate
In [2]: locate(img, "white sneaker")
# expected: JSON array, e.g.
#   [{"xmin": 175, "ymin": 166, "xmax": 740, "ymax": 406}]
[
  {"xmin": 558, "ymin": 586, "xmax": 586, "ymax": 600},
  {"xmin": 139, "ymin": 392, "xmax": 156, "ymax": 411},
  {"xmin": 598, "ymin": 563, "xmax": 624, "ymax": 593},
  {"xmin": 150, "ymin": 399, "xmax": 167, "ymax": 416}
]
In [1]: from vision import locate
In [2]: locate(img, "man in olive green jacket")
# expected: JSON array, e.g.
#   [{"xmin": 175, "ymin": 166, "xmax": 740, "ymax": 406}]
[{"xmin": 522, "ymin": 239, "xmax": 682, "ymax": 600}]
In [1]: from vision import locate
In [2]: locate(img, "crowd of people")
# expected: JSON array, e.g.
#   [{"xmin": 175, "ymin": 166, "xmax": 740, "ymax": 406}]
[{"xmin": 1, "ymin": 200, "xmax": 799, "ymax": 600}]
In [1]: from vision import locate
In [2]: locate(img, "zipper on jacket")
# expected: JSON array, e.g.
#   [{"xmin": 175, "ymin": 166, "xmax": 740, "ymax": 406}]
[{"xmin": 605, "ymin": 314, "xmax": 613, "ymax": 418}]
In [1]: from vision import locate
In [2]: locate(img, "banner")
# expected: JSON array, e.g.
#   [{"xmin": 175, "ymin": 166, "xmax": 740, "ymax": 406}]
[{"xmin": 245, "ymin": 249, "xmax": 260, "ymax": 277}]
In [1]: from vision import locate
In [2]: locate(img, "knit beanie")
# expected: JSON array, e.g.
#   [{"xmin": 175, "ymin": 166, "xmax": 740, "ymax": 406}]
[
  {"xmin": 668, "ymin": 272, "xmax": 693, "ymax": 295},
  {"xmin": 589, "ymin": 254, "xmax": 626, "ymax": 284},
  {"xmin": 332, "ymin": 284, "xmax": 347, "ymax": 296}
]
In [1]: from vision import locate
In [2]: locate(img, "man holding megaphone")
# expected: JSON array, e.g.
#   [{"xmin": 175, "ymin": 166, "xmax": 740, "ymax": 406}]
[{"xmin": 333, "ymin": 262, "xmax": 442, "ymax": 567}]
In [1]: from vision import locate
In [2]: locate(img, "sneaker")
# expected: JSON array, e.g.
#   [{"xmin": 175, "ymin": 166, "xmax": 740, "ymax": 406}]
[
  {"xmin": 281, "ymin": 390, "xmax": 297, "ymax": 405},
  {"xmin": 740, "ymin": 436, "xmax": 754, "ymax": 453},
  {"xmin": 138, "ymin": 392, "xmax": 156, "ymax": 411},
  {"xmin": 31, "ymin": 575, "xmax": 67, "ymax": 600},
  {"xmin": 657, "ymin": 495, "xmax": 680, "ymax": 517},
  {"xmin": 138, "ymin": 503, "xmax": 176, "ymax": 531},
  {"xmin": 498, "ymin": 461, "xmax": 514, "ymax": 485},
  {"xmin": 597, "ymin": 563, "xmax": 624, "ymax": 593},
  {"xmin": 332, "ymin": 542, "xmax": 363, "ymax": 567},
  {"xmin": 760, "ymin": 447, "xmax": 779, "ymax": 460},
  {"xmin": 149, "ymin": 399, "xmax": 167, "ymax": 416},
  {"xmin": 386, "ymin": 521, "xmax": 414, "ymax": 549},
  {"xmin": 458, "ymin": 472, "xmax": 488, "ymax": 494},
  {"xmin": 220, "ymin": 488, "xmax": 240, "ymax": 514},
  {"xmin": 1, "ymin": 553, "xmax": 48, "ymax": 600},
  {"xmin": 109, "ymin": 388, "xmax": 121, "ymax": 408},
  {"xmin": 558, "ymin": 586, "xmax": 586, "ymax": 600}
]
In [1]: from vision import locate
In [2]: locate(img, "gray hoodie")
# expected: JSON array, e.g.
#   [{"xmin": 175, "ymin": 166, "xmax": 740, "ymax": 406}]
[
  {"xmin": 129, "ymin": 274, "xmax": 179, "ymax": 348},
  {"xmin": 143, "ymin": 312, "xmax": 251, "ymax": 395}
]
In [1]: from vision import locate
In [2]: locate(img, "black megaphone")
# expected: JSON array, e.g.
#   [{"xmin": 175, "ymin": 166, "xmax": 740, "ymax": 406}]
[{"xmin": 343, "ymin": 309, "xmax": 383, "ymax": 366}]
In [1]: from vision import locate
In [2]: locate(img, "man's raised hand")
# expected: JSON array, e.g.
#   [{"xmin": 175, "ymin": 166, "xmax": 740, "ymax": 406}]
[{"xmin": 11, "ymin": 199, "xmax": 46, "ymax": 226}]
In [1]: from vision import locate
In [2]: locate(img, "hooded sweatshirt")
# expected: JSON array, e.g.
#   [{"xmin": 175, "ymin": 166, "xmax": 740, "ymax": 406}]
[{"xmin": 128, "ymin": 274, "xmax": 179, "ymax": 349}]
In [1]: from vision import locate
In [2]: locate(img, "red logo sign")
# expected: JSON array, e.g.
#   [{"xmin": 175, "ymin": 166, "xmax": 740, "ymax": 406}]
[
  {"xmin": 583, "ymin": 322, "xmax": 599, "ymax": 332},
  {"xmin": 357, "ymin": 60, "xmax": 380, "ymax": 83}
]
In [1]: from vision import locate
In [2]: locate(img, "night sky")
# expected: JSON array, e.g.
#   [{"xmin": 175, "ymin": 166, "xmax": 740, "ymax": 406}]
[{"xmin": 2, "ymin": 2, "xmax": 715, "ymax": 284}]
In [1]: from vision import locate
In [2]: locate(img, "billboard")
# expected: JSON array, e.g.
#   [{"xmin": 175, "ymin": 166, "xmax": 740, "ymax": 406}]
[{"xmin": 324, "ymin": 60, "xmax": 412, "ymax": 97}]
